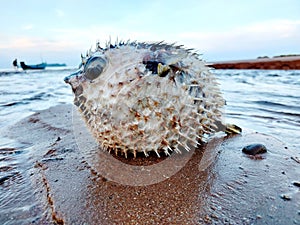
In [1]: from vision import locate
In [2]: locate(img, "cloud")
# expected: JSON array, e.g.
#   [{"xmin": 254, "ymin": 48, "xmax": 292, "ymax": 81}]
[
  {"xmin": 177, "ymin": 19, "xmax": 300, "ymax": 53},
  {"xmin": 0, "ymin": 36, "xmax": 80, "ymax": 52},
  {"xmin": 47, "ymin": 25, "xmax": 158, "ymax": 51},
  {"xmin": 55, "ymin": 9, "xmax": 65, "ymax": 18},
  {"xmin": 22, "ymin": 24, "xmax": 34, "ymax": 30},
  {"xmin": 1, "ymin": 18, "xmax": 299, "ymax": 65}
]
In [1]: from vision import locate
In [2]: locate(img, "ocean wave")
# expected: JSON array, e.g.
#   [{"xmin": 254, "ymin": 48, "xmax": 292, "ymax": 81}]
[{"xmin": 0, "ymin": 101, "xmax": 28, "ymax": 107}]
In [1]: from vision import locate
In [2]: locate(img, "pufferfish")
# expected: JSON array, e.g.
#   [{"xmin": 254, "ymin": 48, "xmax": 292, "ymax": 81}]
[{"xmin": 64, "ymin": 41, "xmax": 239, "ymax": 158}]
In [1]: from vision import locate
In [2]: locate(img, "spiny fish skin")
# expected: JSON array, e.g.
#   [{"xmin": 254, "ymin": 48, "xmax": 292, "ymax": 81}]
[{"xmin": 65, "ymin": 41, "xmax": 224, "ymax": 157}]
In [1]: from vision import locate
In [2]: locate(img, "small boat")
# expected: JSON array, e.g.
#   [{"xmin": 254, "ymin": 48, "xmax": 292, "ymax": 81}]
[
  {"xmin": 20, "ymin": 62, "xmax": 46, "ymax": 70},
  {"xmin": 46, "ymin": 63, "xmax": 67, "ymax": 67}
]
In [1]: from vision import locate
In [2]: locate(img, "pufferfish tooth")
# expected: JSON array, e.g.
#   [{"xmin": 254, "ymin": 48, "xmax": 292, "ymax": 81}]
[{"xmin": 65, "ymin": 41, "xmax": 229, "ymax": 158}]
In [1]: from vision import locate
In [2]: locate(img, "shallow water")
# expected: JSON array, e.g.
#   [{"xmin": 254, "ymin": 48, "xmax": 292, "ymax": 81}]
[
  {"xmin": 0, "ymin": 68, "xmax": 74, "ymax": 224},
  {"xmin": 0, "ymin": 68, "xmax": 74, "ymax": 129},
  {"xmin": 0, "ymin": 138, "xmax": 44, "ymax": 224},
  {"xmin": 0, "ymin": 68, "xmax": 299, "ymax": 223},
  {"xmin": 216, "ymin": 69, "xmax": 300, "ymax": 150}
]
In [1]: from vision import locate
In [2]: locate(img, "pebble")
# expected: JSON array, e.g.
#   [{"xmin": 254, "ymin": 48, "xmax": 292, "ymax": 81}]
[
  {"xmin": 0, "ymin": 175, "xmax": 12, "ymax": 184},
  {"xmin": 280, "ymin": 194, "xmax": 291, "ymax": 201},
  {"xmin": 256, "ymin": 214, "xmax": 262, "ymax": 219},
  {"xmin": 242, "ymin": 144, "xmax": 267, "ymax": 155},
  {"xmin": 292, "ymin": 181, "xmax": 300, "ymax": 187}
]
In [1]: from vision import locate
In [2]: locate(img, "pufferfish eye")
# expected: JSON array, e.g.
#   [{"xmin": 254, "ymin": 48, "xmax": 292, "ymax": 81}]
[{"xmin": 83, "ymin": 56, "xmax": 107, "ymax": 80}]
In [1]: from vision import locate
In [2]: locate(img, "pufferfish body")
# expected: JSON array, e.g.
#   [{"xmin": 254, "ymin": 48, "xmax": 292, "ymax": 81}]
[{"xmin": 64, "ymin": 41, "xmax": 225, "ymax": 157}]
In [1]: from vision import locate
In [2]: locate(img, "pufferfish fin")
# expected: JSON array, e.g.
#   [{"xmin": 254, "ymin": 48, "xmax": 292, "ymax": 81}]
[{"xmin": 157, "ymin": 63, "xmax": 170, "ymax": 77}]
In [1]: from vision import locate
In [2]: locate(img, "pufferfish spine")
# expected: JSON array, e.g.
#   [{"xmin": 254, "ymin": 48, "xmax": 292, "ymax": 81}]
[{"xmin": 64, "ymin": 41, "xmax": 225, "ymax": 157}]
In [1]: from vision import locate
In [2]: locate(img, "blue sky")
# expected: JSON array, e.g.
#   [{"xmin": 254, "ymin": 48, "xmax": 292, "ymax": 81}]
[{"xmin": 1, "ymin": 0, "xmax": 300, "ymax": 68}]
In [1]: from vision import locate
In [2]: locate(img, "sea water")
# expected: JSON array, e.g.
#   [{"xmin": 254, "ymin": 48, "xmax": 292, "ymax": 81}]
[
  {"xmin": 0, "ymin": 68, "xmax": 74, "ymax": 129},
  {"xmin": 216, "ymin": 69, "xmax": 300, "ymax": 150},
  {"xmin": 0, "ymin": 68, "xmax": 299, "ymax": 223},
  {"xmin": 1, "ymin": 68, "xmax": 299, "ymax": 148}
]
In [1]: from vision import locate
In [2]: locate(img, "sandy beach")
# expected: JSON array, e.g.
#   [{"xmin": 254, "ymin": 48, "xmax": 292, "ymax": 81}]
[
  {"xmin": 209, "ymin": 56, "xmax": 300, "ymax": 70},
  {"xmin": 1, "ymin": 104, "xmax": 299, "ymax": 224}
]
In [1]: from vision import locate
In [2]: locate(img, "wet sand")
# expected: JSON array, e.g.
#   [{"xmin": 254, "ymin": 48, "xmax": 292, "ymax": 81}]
[
  {"xmin": 209, "ymin": 56, "xmax": 300, "ymax": 70},
  {"xmin": 2, "ymin": 104, "xmax": 300, "ymax": 224}
]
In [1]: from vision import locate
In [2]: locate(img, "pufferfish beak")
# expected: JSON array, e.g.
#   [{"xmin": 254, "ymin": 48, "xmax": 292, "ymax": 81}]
[
  {"xmin": 64, "ymin": 70, "xmax": 82, "ymax": 84},
  {"xmin": 64, "ymin": 70, "xmax": 84, "ymax": 95}
]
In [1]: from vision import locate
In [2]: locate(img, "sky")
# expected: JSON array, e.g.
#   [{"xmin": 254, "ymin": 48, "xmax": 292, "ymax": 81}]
[{"xmin": 1, "ymin": 0, "xmax": 300, "ymax": 68}]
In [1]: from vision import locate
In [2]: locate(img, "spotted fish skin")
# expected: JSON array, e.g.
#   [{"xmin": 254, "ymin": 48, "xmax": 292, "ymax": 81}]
[{"xmin": 64, "ymin": 41, "xmax": 224, "ymax": 157}]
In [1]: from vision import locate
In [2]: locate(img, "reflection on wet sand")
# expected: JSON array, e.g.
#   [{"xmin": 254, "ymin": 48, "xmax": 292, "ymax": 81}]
[{"xmin": 2, "ymin": 105, "xmax": 300, "ymax": 224}]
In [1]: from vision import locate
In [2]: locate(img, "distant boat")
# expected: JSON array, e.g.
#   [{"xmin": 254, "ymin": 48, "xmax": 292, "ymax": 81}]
[
  {"xmin": 46, "ymin": 63, "xmax": 67, "ymax": 67},
  {"xmin": 20, "ymin": 62, "xmax": 46, "ymax": 70}
]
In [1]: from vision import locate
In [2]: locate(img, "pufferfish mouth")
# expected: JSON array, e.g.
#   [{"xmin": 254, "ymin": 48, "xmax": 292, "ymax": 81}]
[
  {"xmin": 64, "ymin": 55, "xmax": 107, "ymax": 92},
  {"xmin": 64, "ymin": 70, "xmax": 83, "ymax": 94},
  {"xmin": 64, "ymin": 70, "xmax": 81, "ymax": 84}
]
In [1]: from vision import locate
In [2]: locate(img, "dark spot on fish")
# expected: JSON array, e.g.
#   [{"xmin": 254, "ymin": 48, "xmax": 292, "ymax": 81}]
[
  {"xmin": 143, "ymin": 60, "xmax": 160, "ymax": 74},
  {"xmin": 142, "ymin": 53, "xmax": 168, "ymax": 74},
  {"xmin": 242, "ymin": 143, "xmax": 267, "ymax": 155}
]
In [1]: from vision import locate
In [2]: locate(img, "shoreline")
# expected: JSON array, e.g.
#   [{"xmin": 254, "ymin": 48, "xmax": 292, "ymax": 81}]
[
  {"xmin": 1, "ymin": 104, "xmax": 300, "ymax": 224},
  {"xmin": 209, "ymin": 56, "xmax": 300, "ymax": 70}
]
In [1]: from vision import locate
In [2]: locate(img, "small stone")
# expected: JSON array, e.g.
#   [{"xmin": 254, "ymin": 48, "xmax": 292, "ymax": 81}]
[
  {"xmin": 0, "ymin": 175, "xmax": 12, "ymax": 184},
  {"xmin": 242, "ymin": 143, "xmax": 267, "ymax": 155},
  {"xmin": 292, "ymin": 181, "xmax": 300, "ymax": 187},
  {"xmin": 280, "ymin": 194, "xmax": 291, "ymax": 201},
  {"xmin": 211, "ymin": 213, "xmax": 218, "ymax": 219}
]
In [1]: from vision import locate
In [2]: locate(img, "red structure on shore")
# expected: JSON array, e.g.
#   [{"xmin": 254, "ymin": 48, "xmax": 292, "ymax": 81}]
[{"xmin": 209, "ymin": 56, "xmax": 300, "ymax": 70}]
